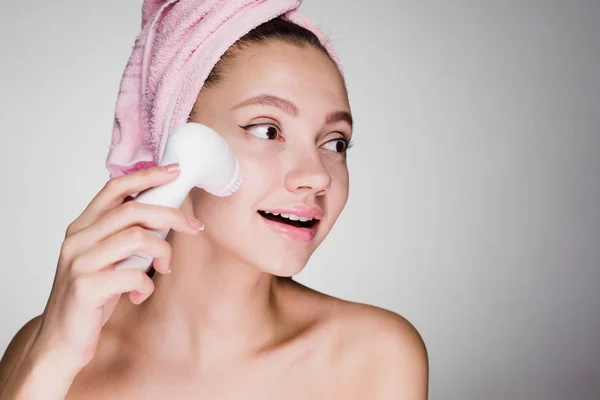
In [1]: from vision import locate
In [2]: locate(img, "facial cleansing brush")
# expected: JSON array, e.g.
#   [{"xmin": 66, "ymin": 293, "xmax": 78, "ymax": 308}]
[{"xmin": 114, "ymin": 122, "xmax": 242, "ymax": 272}]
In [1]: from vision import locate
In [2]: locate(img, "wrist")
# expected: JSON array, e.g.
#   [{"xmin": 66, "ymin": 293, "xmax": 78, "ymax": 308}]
[{"xmin": 28, "ymin": 340, "xmax": 82, "ymax": 381}]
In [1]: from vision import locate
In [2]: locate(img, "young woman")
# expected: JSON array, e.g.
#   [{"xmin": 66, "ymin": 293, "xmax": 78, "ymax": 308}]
[{"xmin": 0, "ymin": 12, "xmax": 428, "ymax": 400}]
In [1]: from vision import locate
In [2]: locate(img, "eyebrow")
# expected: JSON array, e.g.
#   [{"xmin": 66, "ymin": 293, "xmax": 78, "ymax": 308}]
[
  {"xmin": 326, "ymin": 110, "xmax": 353, "ymax": 129},
  {"xmin": 231, "ymin": 94, "xmax": 298, "ymax": 116},
  {"xmin": 231, "ymin": 93, "xmax": 353, "ymax": 128}
]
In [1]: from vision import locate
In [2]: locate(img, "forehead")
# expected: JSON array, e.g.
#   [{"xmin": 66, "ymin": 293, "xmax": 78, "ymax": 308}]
[{"xmin": 222, "ymin": 41, "xmax": 349, "ymax": 109}]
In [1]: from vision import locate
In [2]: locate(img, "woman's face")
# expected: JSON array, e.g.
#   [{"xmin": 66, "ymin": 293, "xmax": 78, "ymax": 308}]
[{"xmin": 188, "ymin": 40, "xmax": 352, "ymax": 277}]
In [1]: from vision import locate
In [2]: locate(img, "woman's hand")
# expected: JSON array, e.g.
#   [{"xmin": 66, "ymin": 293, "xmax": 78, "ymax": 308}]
[
  {"xmin": 32, "ymin": 163, "xmax": 202, "ymax": 373},
  {"xmin": 0, "ymin": 163, "xmax": 204, "ymax": 399}
]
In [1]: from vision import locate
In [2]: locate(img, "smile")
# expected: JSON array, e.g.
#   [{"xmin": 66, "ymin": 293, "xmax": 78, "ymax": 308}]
[
  {"xmin": 258, "ymin": 210, "xmax": 318, "ymax": 228},
  {"xmin": 257, "ymin": 209, "xmax": 322, "ymax": 242}
]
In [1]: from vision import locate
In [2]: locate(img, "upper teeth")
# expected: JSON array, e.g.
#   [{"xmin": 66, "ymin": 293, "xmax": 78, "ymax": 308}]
[{"xmin": 264, "ymin": 211, "xmax": 314, "ymax": 222}]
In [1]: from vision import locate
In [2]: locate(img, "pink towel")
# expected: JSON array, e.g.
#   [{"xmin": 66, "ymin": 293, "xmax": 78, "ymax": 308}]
[{"xmin": 105, "ymin": 0, "xmax": 343, "ymax": 178}]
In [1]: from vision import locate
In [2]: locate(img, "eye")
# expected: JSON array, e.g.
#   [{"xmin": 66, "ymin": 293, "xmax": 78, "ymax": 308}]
[
  {"xmin": 241, "ymin": 123, "xmax": 280, "ymax": 140},
  {"xmin": 322, "ymin": 137, "xmax": 353, "ymax": 153}
]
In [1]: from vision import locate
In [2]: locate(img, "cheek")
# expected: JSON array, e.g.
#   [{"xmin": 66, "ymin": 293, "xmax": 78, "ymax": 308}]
[
  {"xmin": 233, "ymin": 140, "xmax": 288, "ymax": 201},
  {"xmin": 325, "ymin": 158, "xmax": 350, "ymax": 204},
  {"xmin": 192, "ymin": 153, "xmax": 276, "ymax": 221},
  {"xmin": 329, "ymin": 180, "xmax": 349, "ymax": 217}
]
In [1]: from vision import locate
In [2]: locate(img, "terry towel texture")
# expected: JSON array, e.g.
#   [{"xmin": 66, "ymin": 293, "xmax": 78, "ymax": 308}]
[{"xmin": 105, "ymin": 0, "xmax": 343, "ymax": 178}]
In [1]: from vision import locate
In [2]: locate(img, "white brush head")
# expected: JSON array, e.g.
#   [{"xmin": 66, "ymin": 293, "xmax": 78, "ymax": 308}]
[
  {"xmin": 159, "ymin": 123, "xmax": 242, "ymax": 196},
  {"xmin": 115, "ymin": 123, "xmax": 241, "ymax": 271}
]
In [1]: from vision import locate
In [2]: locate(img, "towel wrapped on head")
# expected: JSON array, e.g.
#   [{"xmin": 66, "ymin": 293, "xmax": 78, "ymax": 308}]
[{"xmin": 105, "ymin": 0, "xmax": 343, "ymax": 178}]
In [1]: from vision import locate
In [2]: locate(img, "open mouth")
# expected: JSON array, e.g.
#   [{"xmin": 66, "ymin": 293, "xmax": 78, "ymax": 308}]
[{"xmin": 258, "ymin": 210, "xmax": 319, "ymax": 229}]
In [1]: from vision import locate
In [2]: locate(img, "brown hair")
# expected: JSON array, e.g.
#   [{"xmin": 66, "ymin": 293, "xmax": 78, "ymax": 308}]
[{"xmin": 202, "ymin": 17, "xmax": 338, "ymax": 89}]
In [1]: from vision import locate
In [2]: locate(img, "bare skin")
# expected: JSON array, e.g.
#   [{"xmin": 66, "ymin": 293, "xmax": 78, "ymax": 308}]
[
  {"xmin": 0, "ymin": 41, "xmax": 428, "ymax": 399},
  {"xmin": 66, "ymin": 279, "xmax": 426, "ymax": 399}
]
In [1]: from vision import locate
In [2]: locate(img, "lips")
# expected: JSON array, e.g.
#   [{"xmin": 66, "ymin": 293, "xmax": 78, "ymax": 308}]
[
  {"xmin": 257, "ymin": 206, "xmax": 323, "ymax": 242},
  {"xmin": 257, "ymin": 210, "xmax": 318, "ymax": 229}
]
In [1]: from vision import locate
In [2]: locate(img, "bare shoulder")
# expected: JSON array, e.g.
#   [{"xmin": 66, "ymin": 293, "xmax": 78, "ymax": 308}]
[
  {"xmin": 0, "ymin": 315, "xmax": 42, "ymax": 389},
  {"xmin": 330, "ymin": 299, "xmax": 428, "ymax": 398},
  {"xmin": 289, "ymin": 282, "xmax": 428, "ymax": 398}
]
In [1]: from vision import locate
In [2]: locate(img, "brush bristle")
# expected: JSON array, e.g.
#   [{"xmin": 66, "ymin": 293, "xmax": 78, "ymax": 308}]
[{"xmin": 210, "ymin": 165, "xmax": 243, "ymax": 197}]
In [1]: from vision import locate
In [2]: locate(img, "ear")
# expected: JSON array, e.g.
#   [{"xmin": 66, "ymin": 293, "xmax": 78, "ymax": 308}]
[{"xmin": 142, "ymin": 0, "xmax": 170, "ymax": 27}]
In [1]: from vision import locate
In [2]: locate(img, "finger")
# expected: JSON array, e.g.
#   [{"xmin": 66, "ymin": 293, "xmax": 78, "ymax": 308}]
[
  {"xmin": 66, "ymin": 164, "xmax": 181, "ymax": 236},
  {"xmin": 70, "ymin": 226, "xmax": 174, "ymax": 275},
  {"xmin": 65, "ymin": 201, "xmax": 201, "ymax": 256},
  {"xmin": 102, "ymin": 294, "xmax": 122, "ymax": 325},
  {"xmin": 74, "ymin": 269, "xmax": 155, "ymax": 309},
  {"xmin": 130, "ymin": 288, "xmax": 153, "ymax": 305}
]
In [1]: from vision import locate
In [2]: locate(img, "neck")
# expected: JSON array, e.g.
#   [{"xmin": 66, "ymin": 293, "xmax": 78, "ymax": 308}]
[{"xmin": 124, "ymin": 228, "xmax": 286, "ymax": 366}]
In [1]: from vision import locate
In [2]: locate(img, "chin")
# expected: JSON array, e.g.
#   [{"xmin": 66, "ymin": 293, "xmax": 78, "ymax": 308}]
[
  {"xmin": 200, "ymin": 227, "xmax": 316, "ymax": 277},
  {"xmin": 256, "ymin": 256, "xmax": 309, "ymax": 278},
  {"xmin": 248, "ymin": 229, "xmax": 325, "ymax": 278}
]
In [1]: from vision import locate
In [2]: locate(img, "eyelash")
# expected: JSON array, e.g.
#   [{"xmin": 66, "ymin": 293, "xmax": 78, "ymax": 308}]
[{"xmin": 240, "ymin": 123, "xmax": 354, "ymax": 153}]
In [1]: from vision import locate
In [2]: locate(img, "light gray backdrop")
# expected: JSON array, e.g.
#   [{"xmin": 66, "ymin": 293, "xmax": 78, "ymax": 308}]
[{"xmin": 1, "ymin": 1, "xmax": 599, "ymax": 399}]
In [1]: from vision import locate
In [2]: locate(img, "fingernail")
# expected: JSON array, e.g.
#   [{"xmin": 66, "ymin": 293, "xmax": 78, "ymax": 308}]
[
  {"xmin": 131, "ymin": 291, "xmax": 143, "ymax": 304},
  {"xmin": 187, "ymin": 216, "xmax": 204, "ymax": 230},
  {"xmin": 164, "ymin": 163, "xmax": 180, "ymax": 173}
]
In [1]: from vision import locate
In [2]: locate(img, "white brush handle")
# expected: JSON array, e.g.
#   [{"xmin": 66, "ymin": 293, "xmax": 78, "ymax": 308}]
[{"xmin": 114, "ymin": 175, "xmax": 192, "ymax": 272}]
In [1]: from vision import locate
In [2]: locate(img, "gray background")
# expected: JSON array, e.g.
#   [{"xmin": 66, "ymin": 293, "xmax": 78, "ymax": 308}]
[{"xmin": 1, "ymin": 1, "xmax": 599, "ymax": 399}]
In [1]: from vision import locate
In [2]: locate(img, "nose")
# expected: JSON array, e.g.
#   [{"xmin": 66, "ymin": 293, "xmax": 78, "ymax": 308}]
[{"xmin": 285, "ymin": 148, "xmax": 332, "ymax": 196}]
